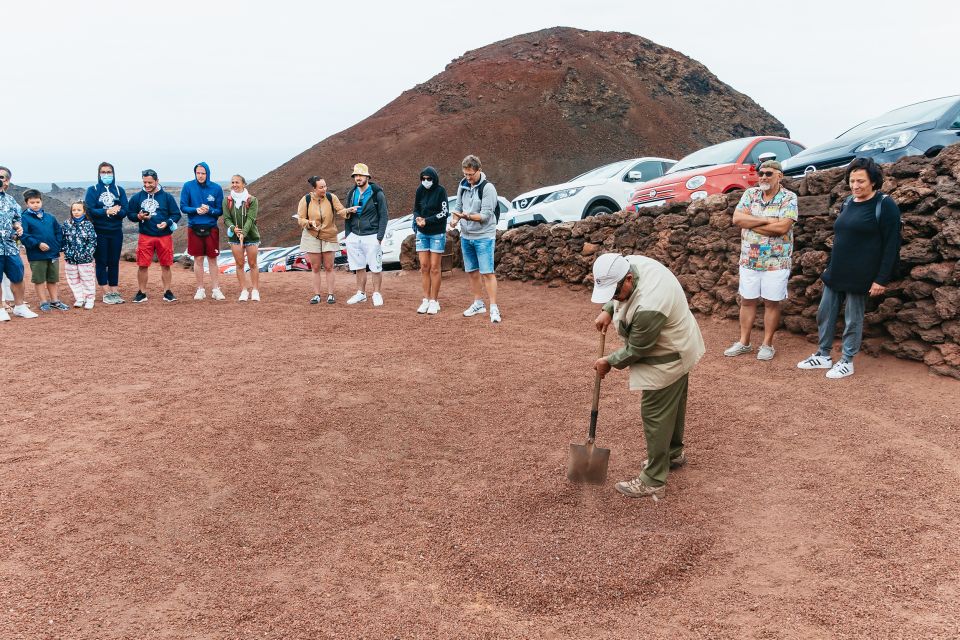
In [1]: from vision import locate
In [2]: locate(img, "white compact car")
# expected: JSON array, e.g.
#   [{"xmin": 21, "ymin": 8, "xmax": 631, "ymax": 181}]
[
  {"xmin": 505, "ymin": 157, "xmax": 676, "ymax": 228},
  {"xmin": 339, "ymin": 195, "xmax": 512, "ymax": 268}
]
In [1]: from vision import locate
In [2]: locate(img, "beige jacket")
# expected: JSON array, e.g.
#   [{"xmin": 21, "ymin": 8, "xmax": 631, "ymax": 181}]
[
  {"xmin": 603, "ymin": 255, "xmax": 705, "ymax": 390},
  {"xmin": 297, "ymin": 192, "xmax": 347, "ymax": 242}
]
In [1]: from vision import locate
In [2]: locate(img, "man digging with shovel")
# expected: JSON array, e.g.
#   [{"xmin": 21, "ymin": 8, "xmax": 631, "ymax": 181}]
[{"xmin": 591, "ymin": 253, "xmax": 706, "ymax": 500}]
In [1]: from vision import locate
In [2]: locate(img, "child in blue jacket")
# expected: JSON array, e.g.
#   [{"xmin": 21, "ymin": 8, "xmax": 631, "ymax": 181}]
[{"xmin": 19, "ymin": 189, "xmax": 67, "ymax": 312}]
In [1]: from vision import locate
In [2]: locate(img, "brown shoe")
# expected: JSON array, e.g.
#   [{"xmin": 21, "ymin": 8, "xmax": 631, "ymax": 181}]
[
  {"xmin": 614, "ymin": 476, "xmax": 666, "ymax": 500},
  {"xmin": 641, "ymin": 452, "xmax": 687, "ymax": 471}
]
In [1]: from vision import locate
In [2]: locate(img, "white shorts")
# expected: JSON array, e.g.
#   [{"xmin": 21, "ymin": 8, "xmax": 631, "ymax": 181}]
[
  {"xmin": 738, "ymin": 266, "xmax": 789, "ymax": 301},
  {"xmin": 345, "ymin": 233, "xmax": 383, "ymax": 273}
]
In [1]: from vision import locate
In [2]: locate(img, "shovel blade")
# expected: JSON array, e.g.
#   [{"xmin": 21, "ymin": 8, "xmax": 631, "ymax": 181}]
[{"xmin": 567, "ymin": 441, "xmax": 611, "ymax": 484}]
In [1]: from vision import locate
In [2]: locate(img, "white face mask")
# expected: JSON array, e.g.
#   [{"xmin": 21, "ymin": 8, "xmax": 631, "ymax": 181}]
[{"xmin": 421, "ymin": 180, "xmax": 433, "ymax": 189}]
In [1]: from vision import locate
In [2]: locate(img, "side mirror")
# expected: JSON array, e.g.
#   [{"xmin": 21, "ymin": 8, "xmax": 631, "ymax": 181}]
[{"xmin": 626, "ymin": 171, "xmax": 643, "ymax": 182}]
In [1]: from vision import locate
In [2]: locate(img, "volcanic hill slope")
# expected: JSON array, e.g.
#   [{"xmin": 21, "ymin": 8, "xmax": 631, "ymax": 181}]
[{"xmin": 252, "ymin": 26, "xmax": 788, "ymax": 245}]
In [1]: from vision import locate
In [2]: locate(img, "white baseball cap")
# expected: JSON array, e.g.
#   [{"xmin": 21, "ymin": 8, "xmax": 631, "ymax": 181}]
[{"xmin": 591, "ymin": 253, "xmax": 630, "ymax": 303}]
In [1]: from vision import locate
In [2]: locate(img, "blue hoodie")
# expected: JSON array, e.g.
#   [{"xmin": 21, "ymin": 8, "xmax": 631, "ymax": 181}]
[
  {"xmin": 20, "ymin": 208, "xmax": 63, "ymax": 260},
  {"xmin": 180, "ymin": 162, "xmax": 224, "ymax": 228},
  {"xmin": 84, "ymin": 166, "xmax": 129, "ymax": 234},
  {"xmin": 127, "ymin": 186, "xmax": 182, "ymax": 237}
]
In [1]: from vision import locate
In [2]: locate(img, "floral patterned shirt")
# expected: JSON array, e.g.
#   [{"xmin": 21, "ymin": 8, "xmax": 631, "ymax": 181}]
[
  {"xmin": 736, "ymin": 186, "xmax": 799, "ymax": 272},
  {"xmin": 0, "ymin": 192, "xmax": 23, "ymax": 256}
]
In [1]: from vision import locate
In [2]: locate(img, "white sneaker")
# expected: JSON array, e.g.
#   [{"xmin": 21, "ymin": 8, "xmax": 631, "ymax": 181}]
[
  {"xmin": 417, "ymin": 298, "xmax": 430, "ymax": 314},
  {"xmin": 211, "ymin": 288, "xmax": 226, "ymax": 301},
  {"xmin": 13, "ymin": 304, "xmax": 38, "ymax": 319},
  {"xmin": 347, "ymin": 291, "xmax": 367, "ymax": 305},
  {"xmin": 463, "ymin": 300, "xmax": 486, "ymax": 317},
  {"xmin": 372, "ymin": 292, "xmax": 384, "ymax": 307},
  {"xmin": 73, "ymin": 300, "xmax": 84, "ymax": 308},
  {"xmin": 84, "ymin": 299, "xmax": 95, "ymax": 310},
  {"xmin": 797, "ymin": 353, "xmax": 833, "ymax": 370},
  {"xmin": 826, "ymin": 360, "xmax": 855, "ymax": 379},
  {"xmin": 250, "ymin": 289, "xmax": 260, "ymax": 302},
  {"xmin": 0, "ymin": 308, "xmax": 9, "ymax": 322},
  {"xmin": 489, "ymin": 304, "xmax": 502, "ymax": 323},
  {"xmin": 194, "ymin": 288, "xmax": 206, "ymax": 300},
  {"xmin": 238, "ymin": 289, "xmax": 249, "ymax": 302},
  {"xmin": 426, "ymin": 300, "xmax": 440, "ymax": 315}
]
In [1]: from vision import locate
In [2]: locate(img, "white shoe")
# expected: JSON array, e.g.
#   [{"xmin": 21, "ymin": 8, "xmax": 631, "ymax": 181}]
[
  {"xmin": 426, "ymin": 300, "xmax": 440, "ymax": 315},
  {"xmin": 417, "ymin": 298, "xmax": 430, "ymax": 314},
  {"xmin": 797, "ymin": 353, "xmax": 833, "ymax": 370},
  {"xmin": 13, "ymin": 304, "xmax": 38, "ymax": 319},
  {"xmin": 238, "ymin": 289, "xmax": 249, "ymax": 302},
  {"xmin": 347, "ymin": 291, "xmax": 367, "ymax": 305},
  {"xmin": 84, "ymin": 299, "xmax": 94, "ymax": 310},
  {"xmin": 826, "ymin": 360, "xmax": 855, "ymax": 379},
  {"xmin": 73, "ymin": 300, "xmax": 84, "ymax": 308},
  {"xmin": 250, "ymin": 289, "xmax": 260, "ymax": 302},
  {"xmin": 194, "ymin": 288, "xmax": 206, "ymax": 300},
  {"xmin": 0, "ymin": 308, "xmax": 9, "ymax": 322},
  {"xmin": 372, "ymin": 292, "xmax": 384, "ymax": 307},
  {"xmin": 489, "ymin": 304, "xmax": 502, "ymax": 323},
  {"xmin": 211, "ymin": 288, "xmax": 226, "ymax": 301},
  {"xmin": 463, "ymin": 300, "xmax": 486, "ymax": 317}
]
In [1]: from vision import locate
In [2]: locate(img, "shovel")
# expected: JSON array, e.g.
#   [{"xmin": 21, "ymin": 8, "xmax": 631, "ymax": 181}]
[{"xmin": 567, "ymin": 330, "xmax": 611, "ymax": 484}]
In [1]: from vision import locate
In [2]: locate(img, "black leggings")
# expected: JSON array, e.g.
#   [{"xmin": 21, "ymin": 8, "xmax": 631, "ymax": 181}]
[{"xmin": 94, "ymin": 231, "xmax": 123, "ymax": 287}]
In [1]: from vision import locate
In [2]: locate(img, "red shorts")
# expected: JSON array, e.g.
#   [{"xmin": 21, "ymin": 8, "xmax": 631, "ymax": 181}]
[
  {"xmin": 187, "ymin": 226, "xmax": 220, "ymax": 258},
  {"xmin": 137, "ymin": 234, "xmax": 174, "ymax": 267}
]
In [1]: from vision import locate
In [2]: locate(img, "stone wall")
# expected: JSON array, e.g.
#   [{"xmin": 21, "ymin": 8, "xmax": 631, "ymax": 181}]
[{"xmin": 407, "ymin": 144, "xmax": 960, "ymax": 379}]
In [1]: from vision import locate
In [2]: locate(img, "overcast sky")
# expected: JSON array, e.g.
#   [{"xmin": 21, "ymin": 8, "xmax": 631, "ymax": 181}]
[{"xmin": 5, "ymin": 0, "xmax": 957, "ymax": 184}]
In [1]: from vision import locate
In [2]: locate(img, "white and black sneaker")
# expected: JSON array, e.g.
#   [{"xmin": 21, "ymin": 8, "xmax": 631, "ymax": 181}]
[
  {"xmin": 162, "ymin": 290, "xmax": 177, "ymax": 303},
  {"xmin": 346, "ymin": 291, "xmax": 367, "ymax": 305},
  {"xmin": 796, "ymin": 353, "xmax": 833, "ymax": 370},
  {"xmin": 826, "ymin": 360, "xmax": 855, "ymax": 379},
  {"xmin": 463, "ymin": 300, "xmax": 486, "ymax": 317},
  {"xmin": 133, "ymin": 291, "xmax": 148, "ymax": 304}
]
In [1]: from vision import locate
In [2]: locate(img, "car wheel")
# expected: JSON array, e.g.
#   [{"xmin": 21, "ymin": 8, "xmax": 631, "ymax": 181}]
[{"xmin": 584, "ymin": 204, "xmax": 615, "ymax": 218}]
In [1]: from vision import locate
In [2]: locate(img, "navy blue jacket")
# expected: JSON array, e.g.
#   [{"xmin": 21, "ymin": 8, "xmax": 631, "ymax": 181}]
[
  {"xmin": 20, "ymin": 209, "xmax": 63, "ymax": 260},
  {"xmin": 180, "ymin": 161, "xmax": 224, "ymax": 228},
  {"xmin": 84, "ymin": 175, "xmax": 129, "ymax": 234},
  {"xmin": 127, "ymin": 188, "xmax": 182, "ymax": 237}
]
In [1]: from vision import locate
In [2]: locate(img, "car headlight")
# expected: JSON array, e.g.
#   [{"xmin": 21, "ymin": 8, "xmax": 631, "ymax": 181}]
[
  {"xmin": 543, "ymin": 187, "xmax": 584, "ymax": 203},
  {"xmin": 690, "ymin": 191, "xmax": 708, "ymax": 200},
  {"xmin": 685, "ymin": 175, "xmax": 707, "ymax": 190},
  {"xmin": 854, "ymin": 130, "xmax": 917, "ymax": 153}
]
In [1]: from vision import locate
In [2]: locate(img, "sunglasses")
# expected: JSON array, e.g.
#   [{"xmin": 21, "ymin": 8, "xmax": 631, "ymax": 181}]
[
  {"xmin": 757, "ymin": 170, "xmax": 777, "ymax": 177},
  {"xmin": 141, "ymin": 170, "xmax": 158, "ymax": 178},
  {"xmin": 613, "ymin": 276, "xmax": 628, "ymax": 298}
]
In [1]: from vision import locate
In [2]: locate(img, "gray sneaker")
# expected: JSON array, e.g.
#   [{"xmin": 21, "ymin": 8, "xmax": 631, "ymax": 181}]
[
  {"xmin": 723, "ymin": 341, "xmax": 753, "ymax": 357},
  {"xmin": 757, "ymin": 344, "xmax": 776, "ymax": 361},
  {"xmin": 614, "ymin": 476, "xmax": 666, "ymax": 500}
]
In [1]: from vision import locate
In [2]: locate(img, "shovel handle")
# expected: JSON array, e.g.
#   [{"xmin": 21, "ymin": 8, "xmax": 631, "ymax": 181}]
[{"xmin": 589, "ymin": 330, "xmax": 607, "ymax": 440}]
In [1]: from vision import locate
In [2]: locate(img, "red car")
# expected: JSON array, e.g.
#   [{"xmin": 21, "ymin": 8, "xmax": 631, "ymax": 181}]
[{"xmin": 626, "ymin": 136, "xmax": 806, "ymax": 211}]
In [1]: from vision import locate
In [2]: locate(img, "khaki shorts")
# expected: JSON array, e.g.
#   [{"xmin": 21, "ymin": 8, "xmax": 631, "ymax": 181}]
[
  {"xmin": 30, "ymin": 259, "xmax": 60, "ymax": 284},
  {"xmin": 300, "ymin": 229, "xmax": 339, "ymax": 253}
]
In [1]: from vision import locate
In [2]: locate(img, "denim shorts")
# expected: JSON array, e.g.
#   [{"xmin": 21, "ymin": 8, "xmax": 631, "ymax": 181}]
[
  {"xmin": 416, "ymin": 231, "xmax": 446, "ymax": 254},
  {"xmin": 0, "ymin": 254, "xmax": 24, "ymax": 284},
  {"xmin": 461, "ymin": 237, "xmax": 495, "ymax": 274}
]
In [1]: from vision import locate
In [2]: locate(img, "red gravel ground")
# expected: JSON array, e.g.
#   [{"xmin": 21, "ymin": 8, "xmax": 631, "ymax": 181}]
[{"xmin": 2, "ymin": 262, "xmax": 959, "ymax": 639}]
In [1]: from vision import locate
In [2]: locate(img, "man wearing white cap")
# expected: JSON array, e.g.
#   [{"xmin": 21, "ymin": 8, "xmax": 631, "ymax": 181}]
[{"xmin": 592, "ymin": 252, "xmax": 705, "ymax": 500}]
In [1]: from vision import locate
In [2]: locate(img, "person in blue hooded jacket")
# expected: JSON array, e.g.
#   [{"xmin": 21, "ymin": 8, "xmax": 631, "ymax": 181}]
[
  {"xmin": 127, "ymin": 169, "xmax": 181, "ymax": 304},
  {"xmin": 84, "ymin": 161, "xmax": 129, "ymax": 304},
  {"xmin": 19, "ymin": 189, "xmax": 67, "ymax": 312},
  {"xmin": 180, "ymin": 161, "xmax": 225, "ymax": 301}
]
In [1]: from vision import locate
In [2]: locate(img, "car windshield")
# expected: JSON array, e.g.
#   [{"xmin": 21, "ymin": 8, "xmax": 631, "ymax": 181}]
[
  {"xmin": 667, "ymin": 139, "xmax": 749, "ymax": 173},
  {"xmin": 570, "ymin": 160, "xmax": 631, "ymax": 182},
  {"xmin": 837, "ymin": 96, "xmax": 958, "ymax": 138}
]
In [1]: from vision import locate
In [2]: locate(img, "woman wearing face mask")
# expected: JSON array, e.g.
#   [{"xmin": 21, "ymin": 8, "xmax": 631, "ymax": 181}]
[
  {"xmin": 223, "ymin": 175, "xmax": 261, "ymax": 301},
  {"xmin": 412, "ymin": 166, "xmax": 449, "ymax": 314},
  {"xmin": 84, "ymin": 161, "xmax": 129, "ymax": 304}
]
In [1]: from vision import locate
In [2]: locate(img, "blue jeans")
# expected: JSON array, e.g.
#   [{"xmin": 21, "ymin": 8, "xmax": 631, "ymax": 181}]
[
  {"xmin": 816, "ymin": 284, "xmax": 866, "ymax": 362},
  {"xmin": 94, "ymin": 230, "xmax": 123, "ymax": 287},
  {"xmin": 461, "ymin": 237, "xmax": 495, "ymax": 274},
  {"xmin": 415, "ymin": 231, "xmax": 446, "ymax": 254}
]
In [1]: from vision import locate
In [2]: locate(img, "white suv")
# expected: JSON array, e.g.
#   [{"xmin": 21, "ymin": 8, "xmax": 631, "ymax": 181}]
[{"xmin": 505, "ymin": 157, "xmax": 676, "ymax": 228}]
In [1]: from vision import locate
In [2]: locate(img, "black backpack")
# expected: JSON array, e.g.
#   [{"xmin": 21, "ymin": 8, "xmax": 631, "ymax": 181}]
[
  {"xmin": 304, "ymin": 192, "xmax": 333, "ymax": 210},
  {"xmin": 458, "ymin": 179, "xmax": 498, "ymax": 221}
]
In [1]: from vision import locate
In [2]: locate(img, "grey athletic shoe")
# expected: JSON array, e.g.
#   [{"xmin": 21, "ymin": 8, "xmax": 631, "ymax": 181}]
[
  {"xmin": 723, "ymin": 342, "xmax": 753, "ymax": 357},
  {"xmin": 614, "ymin": 476, "xmax": 666, "ymax": 500},
  {"xmin": 757, "ymin": 345, "xmax": 776, "ymax": 361}
]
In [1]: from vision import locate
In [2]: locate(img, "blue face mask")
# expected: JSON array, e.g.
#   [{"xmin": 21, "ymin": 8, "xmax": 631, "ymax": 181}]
[{"xmin": 101, "ymin": 174, "xmax": 114, "ymax": 185}]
